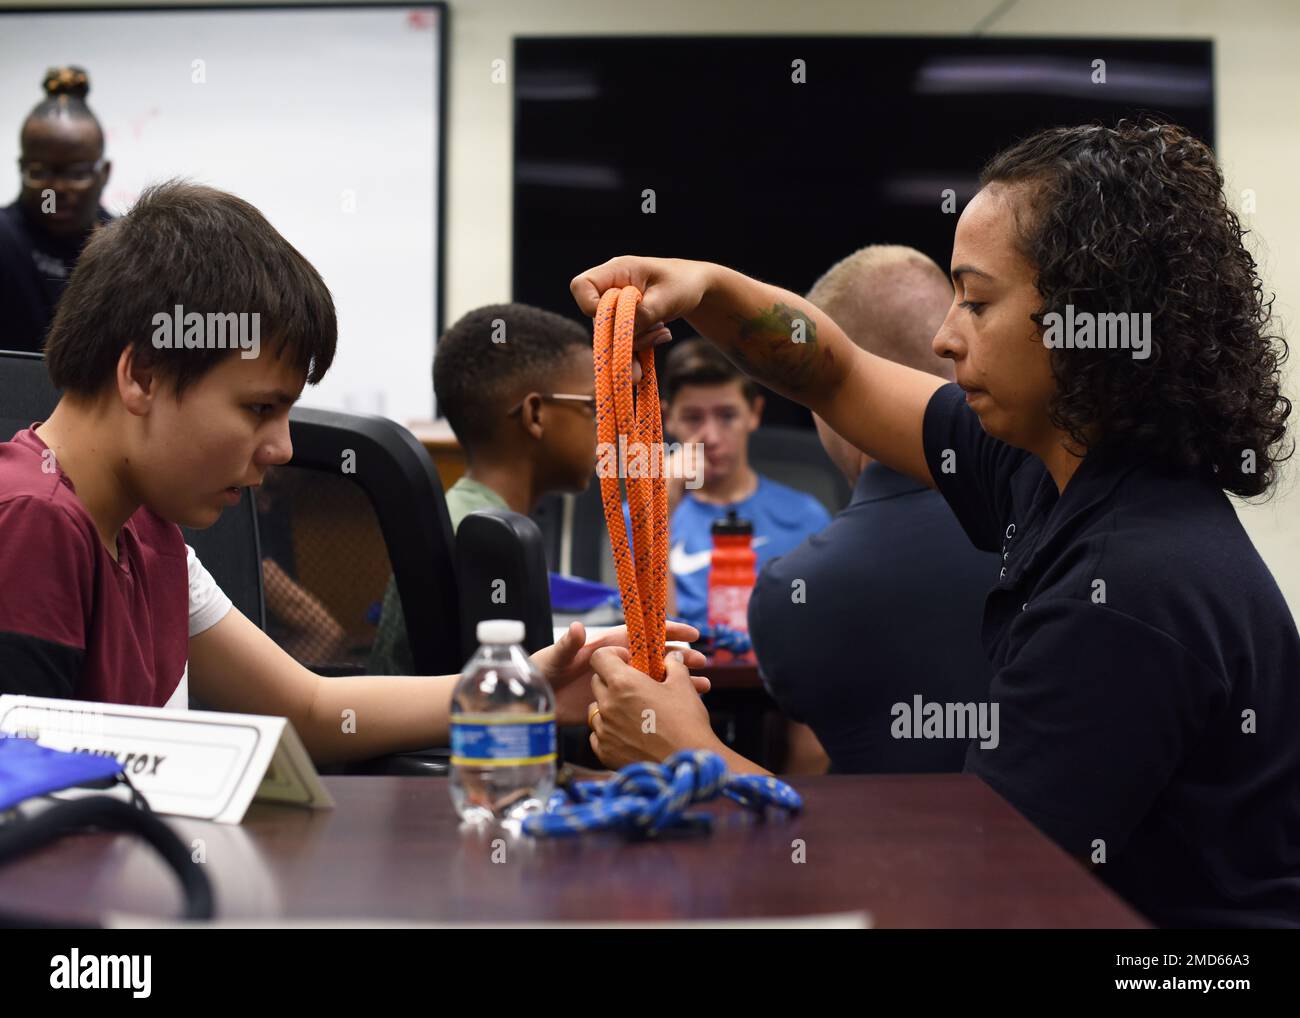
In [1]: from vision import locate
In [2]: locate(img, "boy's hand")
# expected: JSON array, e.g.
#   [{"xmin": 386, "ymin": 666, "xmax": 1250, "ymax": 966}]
[
  {"xmin": 570, "ymin": 256, "xmax": 716, "ymax": 348},
  {"xmin": 587, "ymin": 647, "xmax": 720, "ymax": 768},
  {"xmin": 532, "ymin": 620, "xmax": 711, "ymax": 726}
]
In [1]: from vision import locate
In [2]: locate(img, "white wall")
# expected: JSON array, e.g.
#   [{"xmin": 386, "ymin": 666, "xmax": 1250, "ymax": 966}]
[
  {"xmin": 5, "ymin": 0, "xmax": 1298, "ymax": 611},
  {"xmin": 0, "ymin": 4, "xmax": 441, "ymax": 424}
]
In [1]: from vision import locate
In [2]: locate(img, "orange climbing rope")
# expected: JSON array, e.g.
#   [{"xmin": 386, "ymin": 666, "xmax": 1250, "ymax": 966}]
[{"xmin": 593, "ymin": 286, "xmax": 669, "ymax": 681}]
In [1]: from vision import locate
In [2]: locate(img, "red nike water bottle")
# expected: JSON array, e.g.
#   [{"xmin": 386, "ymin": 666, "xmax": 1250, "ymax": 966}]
[{"xmin": 707, "ymin": 510, "xmax": 756, "ymax": 661}]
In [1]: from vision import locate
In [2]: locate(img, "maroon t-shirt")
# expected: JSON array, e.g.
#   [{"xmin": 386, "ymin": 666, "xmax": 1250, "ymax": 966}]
[{"xmin": 0, "ymin": 427, "xmax": 189, "ymax": 706}]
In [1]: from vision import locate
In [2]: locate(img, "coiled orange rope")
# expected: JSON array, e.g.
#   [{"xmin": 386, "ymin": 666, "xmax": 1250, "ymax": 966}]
[{"xmin": 594, "ymin": 286, "xmax": 668, "ymax": 681}]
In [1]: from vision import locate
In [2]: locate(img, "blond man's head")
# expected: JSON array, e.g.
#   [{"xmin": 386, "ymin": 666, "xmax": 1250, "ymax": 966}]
[{"xmin": 807, "ymin": 245, "xmax": 953, "ymax": 482}]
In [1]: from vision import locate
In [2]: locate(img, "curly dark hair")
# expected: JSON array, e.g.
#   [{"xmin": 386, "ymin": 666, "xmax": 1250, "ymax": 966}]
[{"xmin": 980, "ymin": 119, "xmax": 1290, "ymax": 497}]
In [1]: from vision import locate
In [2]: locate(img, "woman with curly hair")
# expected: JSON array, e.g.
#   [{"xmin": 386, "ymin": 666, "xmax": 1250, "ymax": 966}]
[{"xmin": 569, "ymin": 120, "xmax": 1299, "ymax": 929}]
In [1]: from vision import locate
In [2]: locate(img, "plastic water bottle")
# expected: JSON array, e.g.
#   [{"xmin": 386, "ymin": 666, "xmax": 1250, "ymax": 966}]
[
  {"xmin": 706, "ymin": 509, "xmax": 758, "ymax": 663},
  {"xmin": 708, "ymin": 509, "xmax": 755, "ymax": 619},
  {"xmin": 449, "ymin": 619, "xmax": 557, "ymax": 823}
]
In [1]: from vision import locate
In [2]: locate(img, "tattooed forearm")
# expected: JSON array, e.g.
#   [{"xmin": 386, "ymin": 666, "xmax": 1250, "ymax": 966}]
[
  {"xmin": 735, "ymin": 303, "xmax": 817, "ymax": 346},
  {"xmin": 725, "ymin": 302, "xmax": 827, "ymax": 395}
]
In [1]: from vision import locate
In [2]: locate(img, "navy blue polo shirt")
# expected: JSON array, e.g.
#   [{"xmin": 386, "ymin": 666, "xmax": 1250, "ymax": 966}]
[
  {"xmin": 923, "ymin": 382, "xmax": 1300, "ymax": 928},
  {"xmin": 748, "ymin": 462, "xmax": 996, "ymax": 773}
]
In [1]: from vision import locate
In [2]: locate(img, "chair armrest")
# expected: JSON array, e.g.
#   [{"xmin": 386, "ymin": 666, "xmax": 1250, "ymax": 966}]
[{"xmin": 318, "ymin": 748, "xmax": 451, "ymax": 777}]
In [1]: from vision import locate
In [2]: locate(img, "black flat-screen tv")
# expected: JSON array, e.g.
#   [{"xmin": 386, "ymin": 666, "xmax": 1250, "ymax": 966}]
[{"xmin": 513, "ymin": 35, "xmax": 1214, "ymax": 427}]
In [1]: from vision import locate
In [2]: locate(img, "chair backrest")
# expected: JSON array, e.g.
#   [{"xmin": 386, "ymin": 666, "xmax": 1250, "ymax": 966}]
[
  {"xmin": 180, "ymin": 492, "xmax": 267, "ymax": 631},
  {"xmin": 747, "ymin": 425, "xmax": 850, "ymax": 517},
  {"xmin": 0, "ymin": 350, "xmax": 59, "ymax": 442},
  {"xmin": 531, "ymin": 478, "xmax": 608, "ymax": 582},
  {"xmin": 456, "ymin": 508, "xmax": 553, "ymax": 655},
  {"xmin": 281, "ymin": 407, "xmax": 462, "ymax": 676}
]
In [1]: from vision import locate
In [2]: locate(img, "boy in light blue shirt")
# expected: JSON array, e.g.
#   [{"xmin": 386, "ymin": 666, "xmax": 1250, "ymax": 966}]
[{"xmin": 631, "ymin": 339, "xmax": 830, "ymax": 628}]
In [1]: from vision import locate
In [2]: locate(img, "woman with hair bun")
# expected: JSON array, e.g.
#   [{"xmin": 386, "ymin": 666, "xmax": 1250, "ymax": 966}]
[{"xmin": 0, "ymin": 66, "xmax": 114, "ymax": 352}]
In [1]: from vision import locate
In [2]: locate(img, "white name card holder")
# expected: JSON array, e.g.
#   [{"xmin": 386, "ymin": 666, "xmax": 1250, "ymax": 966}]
[{"xmin": 0, "ymin": 695, "xmax": 334, "ymax": 824}]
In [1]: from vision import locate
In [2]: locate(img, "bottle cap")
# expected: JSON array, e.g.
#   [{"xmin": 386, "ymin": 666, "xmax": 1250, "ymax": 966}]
[
  {"xmin": 476, "ymin": 619, "xmax": 525, "ymax": 645},
  {"xmin": 711, "ymin": 508, "xmax": 753, "ymax": 536}
]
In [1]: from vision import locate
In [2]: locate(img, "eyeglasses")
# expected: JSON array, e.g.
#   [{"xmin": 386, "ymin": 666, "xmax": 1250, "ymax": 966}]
[
  {"xmin": 506, "ymin": 393, "xmax": 597, "ymax": 417},
  {"xmin": 19, "ymin": 158, "xmax": 105, "ymax": 189}
]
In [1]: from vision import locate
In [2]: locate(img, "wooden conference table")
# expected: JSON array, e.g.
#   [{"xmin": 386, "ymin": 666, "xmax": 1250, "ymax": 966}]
[{"xmin": 0, "ymin": 774, "xmax": 1147, "ymax": 928}]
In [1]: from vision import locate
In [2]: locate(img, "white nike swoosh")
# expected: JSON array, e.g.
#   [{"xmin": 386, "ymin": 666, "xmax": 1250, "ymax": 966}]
[
  {"xmin": 670, "ymin": 536, "xmax": 769, "ymax": 575},
  {"xmin": 670, "ymin": 543, "xmax": 713, "ymax": 575}
]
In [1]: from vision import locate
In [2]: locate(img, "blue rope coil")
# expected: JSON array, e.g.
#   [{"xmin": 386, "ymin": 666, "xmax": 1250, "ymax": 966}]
[
  {"xmin": 695, "ymin": 622, "xmax": 753, "ymax": 656},
  {"xmin": 521, "ymin": 749, "xmax": 802, "ymax": 838}
]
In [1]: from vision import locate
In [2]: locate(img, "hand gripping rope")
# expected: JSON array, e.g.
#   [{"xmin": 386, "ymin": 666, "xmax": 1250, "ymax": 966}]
[
  {"xmin": 522, "ymin": 750, "xmax": 802, "ymax": 838},
  {"xmin": 593, "ymin": 286, "xmax": 669, "ymax": 681}
]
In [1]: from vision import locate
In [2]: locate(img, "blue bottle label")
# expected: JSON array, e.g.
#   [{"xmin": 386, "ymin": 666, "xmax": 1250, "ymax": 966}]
[{"xmin": 450, "ymin": 713, "xmax": 556, "ymax": 767}]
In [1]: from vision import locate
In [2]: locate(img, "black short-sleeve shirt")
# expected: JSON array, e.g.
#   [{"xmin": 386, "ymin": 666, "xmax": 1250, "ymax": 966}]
[
  {"xmin": 0, "ymin": 200, "xmax": 111, "ymax": 352},
  {"xmin": 923, "ymin": 382, "xmax": 1300, "ymax": 928}
]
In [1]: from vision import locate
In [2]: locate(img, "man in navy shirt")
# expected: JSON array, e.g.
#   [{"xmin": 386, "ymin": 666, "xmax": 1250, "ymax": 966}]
[{"xmin": 749, "ymin": 246, "xmax": 997, "ymax": 773}]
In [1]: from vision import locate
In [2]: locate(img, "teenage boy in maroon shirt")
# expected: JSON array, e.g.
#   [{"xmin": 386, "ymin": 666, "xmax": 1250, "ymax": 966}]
[{"xmin": 0, "ymin": 180, "xmax": 705, "ymax": 764}]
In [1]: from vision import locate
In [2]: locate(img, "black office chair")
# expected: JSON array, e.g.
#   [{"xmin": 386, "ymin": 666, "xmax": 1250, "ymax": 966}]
[
  {"xmin": 0, "ymin": 350, "xmax": 58, "ymax": 442},
  {"xmin": 255, "ymin": 407, "xmax": 462, "ymax": 776},
  {"xmin": 275, "ymin": 406, "xmax": 462, "ymax": 678},
  {"xmin": 531, "ymin": 480, "xmax": 608, "ymax": 582},
  {"xmin": 457, "ymin": 507, "xmax": 603, "ymax": 767},
  {"xmin": 455, "ymin": 508, "xmax": 553, "ymax": 655},
  {"xmin": 747, "ymin": 425, "xmax": 851, "ymax": 517},
  {"xmin": 182, "ymin": 494, "xmax": 267, "ymax": 631}
]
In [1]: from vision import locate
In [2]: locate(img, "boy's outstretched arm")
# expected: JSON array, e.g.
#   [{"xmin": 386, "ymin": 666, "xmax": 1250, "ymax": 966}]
[
  {"xmin": 187, "ymin": 607, "xmax": 461, "ymax": 763},
  {"xmin": 188, "ymin": 610, "xmax": 711, "ymax": 765},
  {"xmin": 572, "ymin": 256, "xmax": 945, "ymax": 487}
]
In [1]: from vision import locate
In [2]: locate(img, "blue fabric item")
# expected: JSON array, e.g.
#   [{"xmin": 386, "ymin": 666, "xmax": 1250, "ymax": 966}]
[
  {"xmin": 548, "ymin": 572, "xmax": 620, "ymax": 613},
  {"xmin": 521, "ymin": 749, "xmax": 801, "ymax": 838},
  {"xmin": 693, "ymin": 622, "xmax": 752, "ymax": 656},
  {"xmin": 0, "ymin": 736, "xmax": 124, "ymax": 811},
  {"xmin": 625, "ymin": 474, "xmax": 831, "ymax": 630}
]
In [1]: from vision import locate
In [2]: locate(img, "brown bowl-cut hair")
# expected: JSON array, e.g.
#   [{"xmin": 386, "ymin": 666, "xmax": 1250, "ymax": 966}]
[
  {"xmin": 661, "ymin": 338, "xmax": 760, "ymax": 407},
  {"xmin": 45, "ymin": 180, "xmax": 337, "ymax": 397}
]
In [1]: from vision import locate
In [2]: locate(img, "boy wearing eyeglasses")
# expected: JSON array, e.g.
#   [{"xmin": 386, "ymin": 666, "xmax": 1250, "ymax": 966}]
[
  {"xmin": 0, "ymin": 66, "xmax": 113, "ymax": 353},
  {"xmin": 368, "ymin": 303, "xmax": 600, "ymax": 674}
]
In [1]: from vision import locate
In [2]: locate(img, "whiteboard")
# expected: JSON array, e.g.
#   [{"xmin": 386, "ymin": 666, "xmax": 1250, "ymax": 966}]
[{"xmin": 0, "ymin": 4, "xmax": 443, "ymax": 424}]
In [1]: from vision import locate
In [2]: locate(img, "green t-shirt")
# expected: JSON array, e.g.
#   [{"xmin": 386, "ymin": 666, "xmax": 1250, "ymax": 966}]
[
  {"xmin": 442, "ymin": 476, "xmax": 508, "ymax": 531},
  {"xmin": 367, "ymin": 476, "xmax": 508, "ymax": 675}
]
